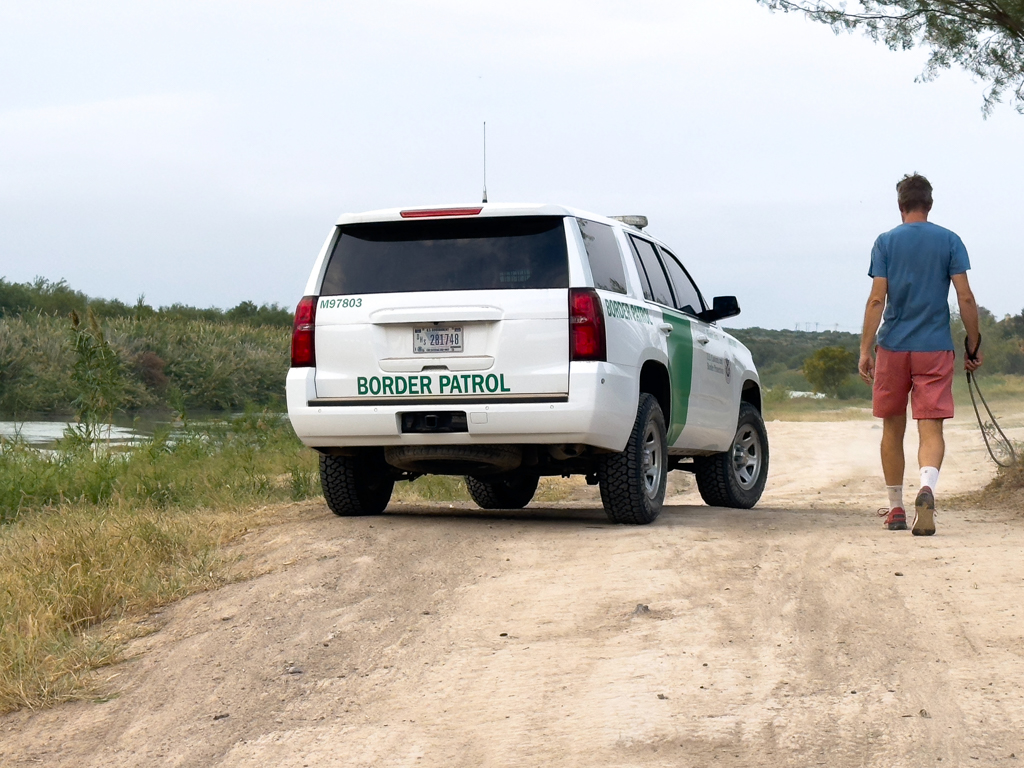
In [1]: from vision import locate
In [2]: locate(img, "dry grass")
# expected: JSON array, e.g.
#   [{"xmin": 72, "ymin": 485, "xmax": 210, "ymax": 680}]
[
  {"xmin": 392, "ymin": 475, "xmax": 472, "ymax": 503},
  {"xmin": 535, "ymin": 476, "xmax": 587, "ymax": 503},
  {"xmin": 765, "ymin": 400, "xmax": 875, "ymax": 422},
  {"xmin": 2, "ymin": 504, "xmax": 226, "ymax": 712},
  {"xmin": 971, "ymin": 446, "xmax": 1024, "ymax": 512},
  {"xmin": 0, "ymin": 497, "xmax": 321, "ymax": 714},
  {"xmin": 391, "ymin": 474, "xmax": 590, "ymax": 505},
  {"xmin": 0, "ymin": 412, "xmax": 322, "ymax": 714}
]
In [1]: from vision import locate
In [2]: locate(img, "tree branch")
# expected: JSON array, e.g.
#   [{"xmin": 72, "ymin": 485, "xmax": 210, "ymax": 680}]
[{"xmin": 757, "ymin": 1, "xmax": 1024, "ymax": 113}]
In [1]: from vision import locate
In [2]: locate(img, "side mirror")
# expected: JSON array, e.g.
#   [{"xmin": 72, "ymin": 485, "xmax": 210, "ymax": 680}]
[{"xmin": 699, "ymin": 295, "xmax": 740, "ymax": 323}]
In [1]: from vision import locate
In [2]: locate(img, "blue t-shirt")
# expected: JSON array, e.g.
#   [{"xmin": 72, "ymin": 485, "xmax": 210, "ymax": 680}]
[{"xmin": 868, "ymin": 221, "xmax": 970, "ymax": 352}]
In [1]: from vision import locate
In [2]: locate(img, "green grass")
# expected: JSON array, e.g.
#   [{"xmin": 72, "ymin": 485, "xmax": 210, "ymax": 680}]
[{"xmin": 0, "ymin": 411, "xmax": 319, "ymax": 523}]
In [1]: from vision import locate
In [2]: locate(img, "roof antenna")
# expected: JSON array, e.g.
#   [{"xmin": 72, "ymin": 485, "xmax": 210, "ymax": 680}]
[{"xmin": 481, "ymin": 121, "xmax": 488, "ymax": 204}]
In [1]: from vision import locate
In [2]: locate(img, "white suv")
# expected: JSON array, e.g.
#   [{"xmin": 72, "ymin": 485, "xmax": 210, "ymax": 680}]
[{"xmin": 287, "ymin": 203, "xmax": 768, "ymax": 524}]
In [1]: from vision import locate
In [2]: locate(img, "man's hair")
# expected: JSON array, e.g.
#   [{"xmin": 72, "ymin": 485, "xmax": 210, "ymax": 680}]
[{"xmin": 896, "ymin": 173, "xmax": 933, "ymax": 213}]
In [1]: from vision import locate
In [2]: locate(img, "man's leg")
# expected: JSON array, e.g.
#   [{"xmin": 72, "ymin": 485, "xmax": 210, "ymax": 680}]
[
  {"xmin": 909, "ymin": 352, "xmax": 954, "ymax": 537},
  {"xmin": 874, "ymin": 348, "xmax": 911, "ymax": 530},
  {"xmin": 917, "ymin": 418, "xmax": 945, "ymax": 474},
  {"xmin": 881, "ymin": 414, "xmax": 907, "ymax": 485}
]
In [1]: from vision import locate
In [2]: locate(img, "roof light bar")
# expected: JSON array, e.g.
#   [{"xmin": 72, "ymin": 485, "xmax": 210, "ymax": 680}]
[
  {"xmin": 611, "ymin": 215, "xmax": 648, "ymax": 230},
  {"xmin": 399, "ymin": 207, "xmax": 483, "ymax": 218}
]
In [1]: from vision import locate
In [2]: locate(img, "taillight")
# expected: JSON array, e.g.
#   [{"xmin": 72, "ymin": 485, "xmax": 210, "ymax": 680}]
[
  {"xmin": 291, "ymin": 296, "xmax": 317, "ymax": 367},
  {"xmin": 569, "ymin": 288, "xmax": 606, "ymax": 362}
]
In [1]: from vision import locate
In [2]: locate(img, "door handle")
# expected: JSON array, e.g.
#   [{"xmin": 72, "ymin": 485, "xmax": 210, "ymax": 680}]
[
  {"xmin": 657, "ymin": 323, "xmax": 673, "ymax": 335},
  {"xmin": 696, "ymin": 334, "xmax": 710, "ymax": 345}
]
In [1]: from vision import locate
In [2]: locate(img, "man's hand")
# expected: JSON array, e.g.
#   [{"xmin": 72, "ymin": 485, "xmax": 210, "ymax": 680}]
[
  {"xmin": 859, "ymin": 351, "xmax": 875, "ymax": 383},
  {"xmin": 953, "ymin": 273, "xmax": 982, "ymax": 373},
  {"xmin": 965, "ymin": 349, "xmax": 983, "ymax": 372},
  {"xmin": 860, "ymin": 277, "xmax": 886, "ymax": 385},
  {"xmin": 965, "ymin": 335, "xmax": 984, "ymax": 372}
]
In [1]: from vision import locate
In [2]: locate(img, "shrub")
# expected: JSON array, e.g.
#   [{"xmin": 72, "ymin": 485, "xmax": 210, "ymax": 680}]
[{"xmin": 803, "ymin": 346, "xmax": 857, "ymax": 398}]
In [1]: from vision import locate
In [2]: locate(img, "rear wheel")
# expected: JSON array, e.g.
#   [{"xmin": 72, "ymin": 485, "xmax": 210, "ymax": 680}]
[
  {"xmin": 319, "ymin": 451, "xmax": 394, "ymax": 516},
  {"xmin": 598, "ymin": 393, "xmax": 667, "ymax": 525},
  {"xmin": 466, "ymin": 472, "xmax": 539, "ymax": 509},
  {"xmin": 694, "ymin": 402, "xmax": 769, "ymax": 509}
]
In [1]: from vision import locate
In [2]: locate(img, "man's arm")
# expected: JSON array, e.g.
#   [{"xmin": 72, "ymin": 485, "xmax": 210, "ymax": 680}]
[
  {"xmin": 859, "ymin": 277, "xmax": 887, "ymax": 383},
  {"xmin": 952, "ymin": 272, "xmax": 983, "ymax": 371}
]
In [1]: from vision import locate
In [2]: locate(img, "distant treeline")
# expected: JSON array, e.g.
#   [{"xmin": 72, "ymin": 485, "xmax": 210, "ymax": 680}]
[{"xmin": 0, "ymin": 277, "xmax": 293, "ymax": 328}]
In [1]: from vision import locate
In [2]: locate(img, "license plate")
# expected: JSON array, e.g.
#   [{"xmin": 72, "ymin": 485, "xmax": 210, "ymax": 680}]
[{"xmin": 414, "ymin": 326, "xmax": 463, "ymax": 354}]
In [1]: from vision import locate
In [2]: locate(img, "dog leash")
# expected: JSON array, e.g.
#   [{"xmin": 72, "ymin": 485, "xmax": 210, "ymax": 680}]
[{"xmin": 965, "ymin": 335, "xmax": 1017, "ymax": 468}]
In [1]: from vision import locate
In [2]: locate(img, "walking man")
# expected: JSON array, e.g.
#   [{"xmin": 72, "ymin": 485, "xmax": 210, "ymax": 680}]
[{"xmin": 859, "ymin": 173, "xmax": 982, "ymax": 536}]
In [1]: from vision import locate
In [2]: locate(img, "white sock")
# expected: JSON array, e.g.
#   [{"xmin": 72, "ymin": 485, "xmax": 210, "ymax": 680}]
[
  {"xmin": 920, "ymin": 466, "xmax": 939, "ymax": 493},
  {"xmin": 886, "ymin": 485, "xmax": 904, "ymax": 510}
]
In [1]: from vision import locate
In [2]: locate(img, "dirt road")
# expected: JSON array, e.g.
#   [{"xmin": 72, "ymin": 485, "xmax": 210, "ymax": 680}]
[{"xmin": 4, "ymin": 415, "xmax": 1024, "ymax": 767}]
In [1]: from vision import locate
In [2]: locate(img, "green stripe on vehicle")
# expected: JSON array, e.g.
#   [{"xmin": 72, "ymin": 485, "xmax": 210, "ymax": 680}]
[{"xmin": 662, "ymin": 309, "xmax": 693, "ymax": 445}]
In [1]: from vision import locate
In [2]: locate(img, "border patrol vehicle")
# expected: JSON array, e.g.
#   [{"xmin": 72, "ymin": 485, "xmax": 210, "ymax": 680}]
[{"xmin": 287, "ymin": 204, "xmax": 768, "ymax": 524}]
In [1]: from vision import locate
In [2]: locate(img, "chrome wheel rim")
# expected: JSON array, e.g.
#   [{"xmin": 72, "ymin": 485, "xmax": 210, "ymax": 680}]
[
  {"xmin": 731, "ymin": 423, "xmax": 762, "ymax": 491},
  {"xmin": 642, "ymin": 422, "xmax": 662, "ymax": 498}
]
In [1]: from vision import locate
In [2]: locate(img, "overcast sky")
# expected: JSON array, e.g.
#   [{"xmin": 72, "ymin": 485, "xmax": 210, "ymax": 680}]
[{"xmin": 1, "ymin": 0, "xmax": 1021, "ymax": 331}]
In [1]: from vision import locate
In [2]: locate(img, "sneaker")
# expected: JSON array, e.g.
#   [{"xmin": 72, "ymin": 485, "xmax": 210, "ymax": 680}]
[
  {"xmin": 878, "ymin": 506, "xmax": 907, "ymax": 531},
  {"xmin": 913, "ymin": 487, "xmax": 936, "ymax": 536}
]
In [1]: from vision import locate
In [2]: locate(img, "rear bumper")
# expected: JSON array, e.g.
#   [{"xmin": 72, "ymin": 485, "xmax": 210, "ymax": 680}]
[{"xmin": 286, "ymin": 362, "xmax": 635, "ymax": 452}]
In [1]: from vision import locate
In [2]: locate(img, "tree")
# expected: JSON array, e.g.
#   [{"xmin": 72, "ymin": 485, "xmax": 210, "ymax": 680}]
[
  {"xmin": 756, "ymin": 1, "xmax": 1024, "ymax": 114},
  {"xmin": 803, "ymin": 346, "xmax": 858, "ymax": 396}
]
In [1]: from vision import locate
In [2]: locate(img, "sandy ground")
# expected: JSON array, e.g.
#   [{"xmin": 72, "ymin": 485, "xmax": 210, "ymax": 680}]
[{"xmin": 3, "ymin": 413, "xmax": 1024, "ymax": 767}]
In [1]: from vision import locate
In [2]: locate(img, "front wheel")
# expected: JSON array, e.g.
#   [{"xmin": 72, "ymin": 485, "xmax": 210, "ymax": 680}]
[
  {"xmin": 598, "ymin": 393, "xmax": 668, "ymax": 525},
  {"xmin": 694, "ymin": 402, "xmax": 769, "ymax": 509},
  {"xmin": 319, "ymin": 451, "xmax": 394, "ymax": 516}
]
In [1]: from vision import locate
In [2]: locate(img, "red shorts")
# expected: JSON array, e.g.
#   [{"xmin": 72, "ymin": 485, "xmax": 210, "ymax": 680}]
[{"xmin": 873, "ymin": 348, "xmax": 955, "ymax": 420}]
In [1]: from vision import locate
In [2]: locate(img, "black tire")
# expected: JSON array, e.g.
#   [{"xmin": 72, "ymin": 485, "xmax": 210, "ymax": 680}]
[
  {"xmin": 598, "ymin": 393, "xmax": 667, "ymax": 525},
  {"xmin": 466, "ymin": 472, "xmax": 540, "ymax": 510},
  {"xmin": 694, "ymin": 402, "xmax": 769, "ymax": 509},
  {"xmin": 319, "ymin": 451, "xmax": 394, "ymax": 516}
]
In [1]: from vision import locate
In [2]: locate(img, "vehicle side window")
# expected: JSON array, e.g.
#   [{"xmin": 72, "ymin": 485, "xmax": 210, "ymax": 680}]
[
  {"xmin": 577, "ymin": 219, "xmax": 627, "ymax": 294},
  {"xmin": 659, "ymin": 247, "xmax": 703, "ymax": 316},
  {"xmin": 627, "ymin": 239, "xmax": 653, "ymax": 301},
  {"xmin": 629, "ymin": 236, "xmax": 674, "ymax": 307}
]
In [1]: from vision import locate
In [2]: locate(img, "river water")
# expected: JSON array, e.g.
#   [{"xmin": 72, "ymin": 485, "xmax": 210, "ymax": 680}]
[{"xmin": 0, "ymin": 411, "xmax": 242, "ymax": 448}]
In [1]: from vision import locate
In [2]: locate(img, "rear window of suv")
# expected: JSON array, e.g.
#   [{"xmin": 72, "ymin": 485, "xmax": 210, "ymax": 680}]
[{"xmin": 320, "ymin": 216, "xmax": 569, "ymax": 296}]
